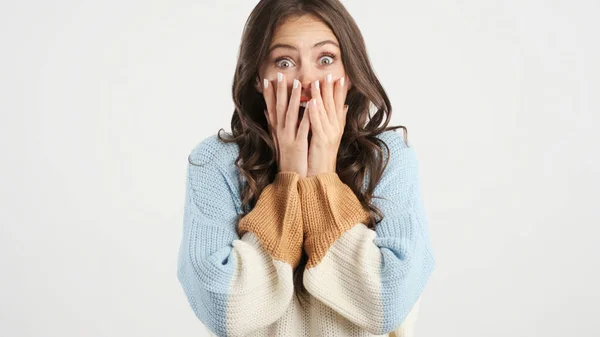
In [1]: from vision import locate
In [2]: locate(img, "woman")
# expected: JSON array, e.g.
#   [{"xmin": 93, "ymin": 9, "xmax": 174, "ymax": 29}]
[{"xmin": 177, "ymin": 0, "xmax": 436, "ymax": 336}]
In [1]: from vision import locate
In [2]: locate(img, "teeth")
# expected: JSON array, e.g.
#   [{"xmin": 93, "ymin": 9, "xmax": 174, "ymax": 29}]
[{"xmin": 300, "ymin": 101, "xmax": 309, "ymax": 108}]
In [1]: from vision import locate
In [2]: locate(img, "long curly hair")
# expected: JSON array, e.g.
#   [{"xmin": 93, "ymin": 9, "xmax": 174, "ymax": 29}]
[{"xmin": 217, "ymin": 0, "xmax": 408, "ymax": 308}]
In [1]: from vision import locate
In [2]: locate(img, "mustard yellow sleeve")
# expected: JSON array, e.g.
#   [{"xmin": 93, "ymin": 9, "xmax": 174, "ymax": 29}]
[
  {"xmin": 237, "ymin": 171, "xmax": 304, "ymax": 269},
  {"xmin": 297, "ymin": 172, "xmax": 370, "ymax": 268}
]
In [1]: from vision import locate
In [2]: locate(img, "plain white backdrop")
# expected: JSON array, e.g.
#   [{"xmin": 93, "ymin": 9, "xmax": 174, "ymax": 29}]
[{"xmin": 1, "ymin": 0, "xmax": 598, "ymax": 336}]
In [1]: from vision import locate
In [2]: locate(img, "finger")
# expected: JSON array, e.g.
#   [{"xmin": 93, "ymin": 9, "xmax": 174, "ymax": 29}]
[
  {"xmin": 334, "ymin": 76, "xmax": 347, "ymax": 125},
  {"xmin": 297, "ymin": 100, "xmax": 311, "ymax": 141},
  {"xmin": 286, "ymin": 78, "xmax": 301, "ymax": 132},
  {"xmin": 322, "ymin": 73, "xmax": 337, "ymax": 123},
  {"xmin": 265, "ymin": 108, "xmax": 275, "ymax": 128},
  {"xmin": 264, "ymin": 109, "xmax": 272, "ymax": 134},
  {"xmin": 311, "ymin": 80, "xmax": 328, "ymax": 118},
  {"xmin": 275, "ymin": 72, "xmax": 288, "ymax": 131},
  {"xmin": 264, "ymin": 108, "xmax": 279, "ymax": 161},
  {"xmin": 311, "ymin": 80, "xmax": 331, "ymax": 135},
  {"xmin": 308, "ymin": 98, "xmax": 323, "ymax": 136},
  {"xmin": 312, "ymin": 79, "xmax": 333, "ymax": 136},
  {"xmin": 263, "ymin": 78, "xmax": 276, "ymax": 128},
  {"xmin": 264, "ymin": 108, "xmax": 277, "ymax": 141}
]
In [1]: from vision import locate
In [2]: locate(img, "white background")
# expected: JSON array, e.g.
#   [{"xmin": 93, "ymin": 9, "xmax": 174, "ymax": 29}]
[{"xmin": 1, "ymin": 0, "xmax": 598, "ymax": 336}]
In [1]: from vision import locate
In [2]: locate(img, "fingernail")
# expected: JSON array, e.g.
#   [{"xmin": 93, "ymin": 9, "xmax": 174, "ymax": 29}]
[
  {"xmin": 277, "ymin": 72, "xmax": 283, "ymax": 82},
  {"xmin": 263, "ymin": 79, "xmax": 268, "ymax": 89},
  {"xmin": 306, "ymin": 101, "xmax": 310, "ymax": 109},
  {"xmin": 315, "ymin": 80, "xmax": 320, "ymax": 89},
  {"xmin": 326, "ymin": 73, "xmax": 332, "ymax": 83},
  {"xmin": 293, "ymin": 79, "xmax": 299, "ymax": 89},
  {"xmin": 340, "ymin": 77, "xmax": 345, "ymax": 86}
]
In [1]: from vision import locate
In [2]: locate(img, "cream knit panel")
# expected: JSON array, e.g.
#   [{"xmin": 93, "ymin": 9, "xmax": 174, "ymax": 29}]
[{"xmin": 223, "ymin": 231, "xmax": 296, "ymax": 336}]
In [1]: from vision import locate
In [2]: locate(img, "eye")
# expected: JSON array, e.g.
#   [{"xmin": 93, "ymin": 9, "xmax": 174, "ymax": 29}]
[
  {"xmin": 275, "ymin": 58, "xmax": 294, "ymax": 69},
  {"xmin": 319, "ymin": 54, "xmax": 336, "ymax": 66}
]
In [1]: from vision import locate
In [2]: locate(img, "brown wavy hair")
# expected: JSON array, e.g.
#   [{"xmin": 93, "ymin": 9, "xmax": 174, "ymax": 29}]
[{"xmin": 216, "ymin": 0, "xmax": 408, "ymax": 308}]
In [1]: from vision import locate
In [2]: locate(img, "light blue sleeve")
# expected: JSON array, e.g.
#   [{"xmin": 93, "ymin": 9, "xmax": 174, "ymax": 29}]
[{"xmin": 177, "ymin": 136, "xmax": 294, "ymax": 336}]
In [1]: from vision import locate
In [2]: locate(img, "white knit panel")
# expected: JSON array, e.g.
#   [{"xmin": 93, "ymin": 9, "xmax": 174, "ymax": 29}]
[
  {"xmin": 303, "ymin": 223, "xmax": 385, "ymax": 331},
  {"xmin": 225, "ymin": 231, "xmax": 295, "ymax": 336}
]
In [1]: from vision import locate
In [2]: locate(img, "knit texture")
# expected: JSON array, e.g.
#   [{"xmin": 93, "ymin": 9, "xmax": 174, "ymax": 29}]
[
  {"xmin": 237, "ymin": 171, "xmax": 304, "ymax": 269},
  {"xmin": 177, "ymin": 130, "xmax": 436, "ymax": 337},
  {"xmin": 297, "ymin": 172, "xmax": 371, "ymax": 268}
]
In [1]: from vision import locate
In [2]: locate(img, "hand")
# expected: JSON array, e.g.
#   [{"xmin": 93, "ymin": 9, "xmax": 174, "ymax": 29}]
[
  {"xmin": 305, "ymin": 74, "xmax": 349, "ymax": 178},
  {"xmin": 262, "ymin": 72, "xmax": 311, "ymax": 178}
]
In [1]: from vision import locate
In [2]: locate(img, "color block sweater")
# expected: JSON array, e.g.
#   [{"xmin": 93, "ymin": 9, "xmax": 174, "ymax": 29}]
[{"xmin": 177, "ymin": 130, "xmax": 436, "ymax": 337}]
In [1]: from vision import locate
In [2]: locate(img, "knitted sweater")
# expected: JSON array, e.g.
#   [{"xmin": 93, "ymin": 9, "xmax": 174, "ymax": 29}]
[{"xmin": 177, "ymin": 130, "xmax": 436, "ymax": 337}]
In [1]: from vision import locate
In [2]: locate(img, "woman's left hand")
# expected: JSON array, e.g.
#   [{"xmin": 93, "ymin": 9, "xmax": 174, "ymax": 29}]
[{"xmin": 306, "ymin": 74, "xmax": 349, "ymax": 178}]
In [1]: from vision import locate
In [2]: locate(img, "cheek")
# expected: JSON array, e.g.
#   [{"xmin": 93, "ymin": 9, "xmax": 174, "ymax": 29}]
[
  {"xmin": 339, "ymin": 70, "xmax": 352, "ymax": 91},
  {"xmin": 333, "ymin": 65, "xmax": 348, "ymax": 88},
  {"xmin": 261, "ymin": 67, "xmax": 296, "ymax": 85},
  {"xmin": 261, "ymin": 69, "xmax": 276, "ymax": 81},
  {"xmin": 258, "ymin": 64, "xmax": 277, "ymax": 82}
]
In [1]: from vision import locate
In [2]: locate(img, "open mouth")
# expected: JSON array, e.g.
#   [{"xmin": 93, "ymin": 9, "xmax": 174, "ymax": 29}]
[
  {"xmin": 297, "ymin": 106, "xmax": 308, "ymax": 130},
  {"xmin": 297, "ymin": 98, "xmax": 310, "ymax": 126},
  {"xmin": 299, "ymin": 105, "xmax": 306, "ymax": 117}
]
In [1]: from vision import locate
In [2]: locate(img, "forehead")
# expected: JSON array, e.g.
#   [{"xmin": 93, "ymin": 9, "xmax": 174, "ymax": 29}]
[{"xmin": 270, "ymin": 14, "xmax": 338, "ymax": 46}]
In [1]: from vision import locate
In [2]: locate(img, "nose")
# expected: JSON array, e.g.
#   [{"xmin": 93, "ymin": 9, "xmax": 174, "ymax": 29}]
[{"xmin": 298, "ymin": 67, "xmax": 320, "ymax": 92}]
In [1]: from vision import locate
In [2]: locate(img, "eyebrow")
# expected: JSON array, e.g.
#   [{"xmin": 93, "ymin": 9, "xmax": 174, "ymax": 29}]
[{"xmin": 268, "ymin": 40, "xmax": 340, "ymax": 54}]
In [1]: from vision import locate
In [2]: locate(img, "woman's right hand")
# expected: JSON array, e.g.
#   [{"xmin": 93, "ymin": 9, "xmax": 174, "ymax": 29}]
[{"xmin": 263, "ymin": 72, "xmax": 311, "ymax": 179}]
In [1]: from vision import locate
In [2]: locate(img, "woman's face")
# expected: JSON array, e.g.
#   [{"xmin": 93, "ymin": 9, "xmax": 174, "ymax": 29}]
[{"xmin": 257, "ymin": 14, "xmax": 349, "ymax": 112}]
